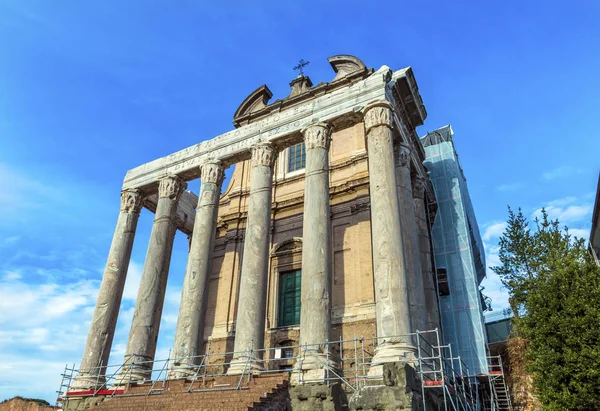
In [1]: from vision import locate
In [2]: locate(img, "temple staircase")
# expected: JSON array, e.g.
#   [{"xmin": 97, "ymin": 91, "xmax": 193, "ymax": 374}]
[{"xmin": 63, "ymin": 373, "xmax": 290, "ymax": 411}]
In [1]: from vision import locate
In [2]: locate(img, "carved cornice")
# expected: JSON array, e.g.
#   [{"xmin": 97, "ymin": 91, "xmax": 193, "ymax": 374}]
[
  {"xmin": 302, "ymin": 123, "xmax": 331, "ymax": 150},
  {"xmin": 120, "ymin": 189, "xmax": 143, "ymax": 214},
  {"xmin": 251, "ymin": 143, "xmax": 277, "ymax": 168},
  {"xmin": 200, "ymin": 160, "xmax": 225, "ymax": 187},
  {"xmin": 394, "ymin": 144, "xmax": 411, "ymax": 168},
  {"xmin": 362, "ymin": 100, "xmax": 393, "ymax": 134},
  {"xmin": 158, "ymin": 175, "xmax": 187, "ymax": 200},
  {"xmin": 412, "ymin": 176, "xmax": 426, "ymax": 199}
]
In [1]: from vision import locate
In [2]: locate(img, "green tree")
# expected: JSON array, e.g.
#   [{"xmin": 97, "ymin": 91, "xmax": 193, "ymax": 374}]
[{"xmin": 492, "ymin": 207, "xmax": 600, "ymax": 410}]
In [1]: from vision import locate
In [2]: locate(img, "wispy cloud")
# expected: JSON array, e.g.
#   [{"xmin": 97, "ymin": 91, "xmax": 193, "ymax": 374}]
[
  {"xmin": 542, "ymin": 165, "xmax": 584, "ymax": 181},
  {"xmin": 569, "ymin": 228, "xmax": 590, "ymax": 240},
  {"xmin": 495, "ymin": 182, "xmax": 523, "ymax": 192},
  {"xmin": 482, "ymin": 221, "xmax": 507, "ymax": 241},
  {"xmin": 532, "ymin": 196, "xmax": 592, "ymax": 224}
]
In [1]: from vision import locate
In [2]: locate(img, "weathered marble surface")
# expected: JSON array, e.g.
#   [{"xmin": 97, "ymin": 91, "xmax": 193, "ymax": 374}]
[
  {"xmin": 227, "ymin": 143, "xmax": 276, "ymax": 374},
  {"xmin": 122, "ymin": 66, "xmax": 401, "ymax": 191},
  {"xmin": 363, "ymin": 101, "xmax": 415, "ymax": 370},
  {"xmin": 118, "ymin": 175, "xmax": 186, "ymax": 382},
  {"xmin": 298, "ymin": 123, "xmax": 333, "ymax": 373},
  {"xmin": 72, "ymin": 189, "xmax": 143, "ymax": 389},
  {"xmin": 170, "ymin": 161, "xmax": 224, "ymax": 378},
  {"xmin": 395, "ymin": 144, "xmax": 427, "ymax": 334}
]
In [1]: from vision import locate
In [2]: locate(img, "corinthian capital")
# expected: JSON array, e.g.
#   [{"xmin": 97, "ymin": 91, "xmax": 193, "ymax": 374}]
[
  {"xmin": 394, "ymin": 144, "xmax": 411, "ymax": 168},
  {"xmin": 412, "ymin": 176, "xmax": 426, "ymax": 199},
  {"xmin": 120, "ymin": 189, "xmax": 143, "ymax": 214},
  {"xmin": 200, "ymin": 160, "xmax": 225, "ymax": 187},
  {"xmin": 363, "ymin": 100, "xmax": 393, "ymax": 134},
  {"xmin": 158, "ymin": 175, "xmax": 187, "ymax": 200},
  {"xmin": 302, "ymin": 123, "xmax": 331, "ymax": 150},
  {"xmin": 251, "ymin": 143, "xmax": 277, "ymax": 168}
]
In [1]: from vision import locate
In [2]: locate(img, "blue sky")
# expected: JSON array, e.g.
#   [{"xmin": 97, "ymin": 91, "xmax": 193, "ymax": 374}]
[{"xmin": 1, "ymin": 0, "xmax": 598, "ymax": 403}]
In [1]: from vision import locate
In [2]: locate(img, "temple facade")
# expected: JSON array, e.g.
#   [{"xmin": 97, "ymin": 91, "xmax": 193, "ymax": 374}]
[{"xmin": 71, "ymin": 55, "xmax": 444, "ymax": 391}]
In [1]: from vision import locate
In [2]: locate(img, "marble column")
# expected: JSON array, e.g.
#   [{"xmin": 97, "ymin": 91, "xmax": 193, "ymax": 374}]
[
  {"xmin": 363, "ymin": 101, "xmax": 415, "ymax": 371},
  {"xmin": 297, "ymin": 123, "xmax": 335, "ymax": 378},
  {"xmin": 170, "ymin": 161, "xmax": 224, "ymax": 379},
  {"xmin": 118, "ymin": 175, "xmax": 186, "ymax": 383},
  {"xmin": 394, "ymin": 143, "xmax": 427, "ymax": 333},
  {"xmin": 71, "ymin": 189, "xmax": 143, "ymax": 389},
  {"xmin": 413, "ymin": 176, "xmax": 441, "ymax": 333},
  {"xmin": 227, "ymin": 143, "xmax": 276, "ymax": 374}
]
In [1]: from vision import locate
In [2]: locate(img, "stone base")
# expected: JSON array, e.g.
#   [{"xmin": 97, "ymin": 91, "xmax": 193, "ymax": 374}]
[
  {"xmin": 290, "ymin": 367, "xmax": 338, "ymax": 385},
  {"xmin": 226, "ymin": 355, "xmax": 264, "ymax": 375},
  {"xmin": 368, "ymin": 341, "xmax": 416, "ymax": 377},
  {"xmin": 349, "ymin": 361, "xmax": 439, "ymax": 411},
  {"xmin": 69, "ymin": 373, "xmax": 105, "ymax": 391},
  {"xmin": 167, "ymin": 363, "xmax": 199, "ymax": 380},
  {"xmin": 291, "ymin": 350, "xmax": 341, "ymax": 385},
  {"xmin": 289, "ymin": 382, "xmax": 348, "ymax": 411}
]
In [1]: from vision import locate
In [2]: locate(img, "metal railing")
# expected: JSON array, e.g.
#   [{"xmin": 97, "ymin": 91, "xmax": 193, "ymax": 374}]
[{"xmin": 56, "ymin": 329, "xmax": 510, "ymax": 410}]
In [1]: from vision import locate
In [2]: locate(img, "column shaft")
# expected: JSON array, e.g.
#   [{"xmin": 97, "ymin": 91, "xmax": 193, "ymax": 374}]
[
  {"xmin": 363, "ymin": 101, "xmax": 415, "ymax": 369},
  {"xmin": 395, "ymin": 144, "xmax": 427, "ymax": 333},
  {"xmin": 119, "ymin": 175, "xmax": 186, "ymax": 382},
  {"xmin": 413, "ymin": 177, "xmax": 441, "ymax": 333},
  {"xmin": 170, "ymin": 162, "xmax": 224, "ymax": 378},
  {"xmin": 228, "ymin": 143, "xmax": 276, "ymax": 374},
  {"xmin": 298, "ymin": 123, "xmax": 333, "ymax": 374},
  {"xmin": 72, "ymin": 190, "xmax": 143, "ymax": 389}
]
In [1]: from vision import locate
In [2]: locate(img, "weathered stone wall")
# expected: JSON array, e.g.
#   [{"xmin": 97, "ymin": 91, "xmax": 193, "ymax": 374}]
[
  {"xmin": 0, "ymin": 398, "xmax": 53, "ymax": 411},
  {"xmin": 202, "ymin": 121, "xmax": 377, "ymax": 354}
]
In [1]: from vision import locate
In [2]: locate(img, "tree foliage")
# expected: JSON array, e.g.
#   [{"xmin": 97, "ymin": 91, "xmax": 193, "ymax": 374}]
[{"xmin": 492, "ymin": 207, "xmax": 600, "ymax": 410}]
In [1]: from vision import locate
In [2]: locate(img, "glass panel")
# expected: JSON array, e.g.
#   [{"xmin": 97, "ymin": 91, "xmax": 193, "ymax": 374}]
[{"xmin": 287, "ymin": 143, "xmax": 306, "ymax": 172}]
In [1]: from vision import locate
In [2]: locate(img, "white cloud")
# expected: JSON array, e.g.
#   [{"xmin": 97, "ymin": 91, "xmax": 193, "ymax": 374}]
[
  {"xmin": 2, "ymin": 271, "xmax": 21, "ymax": 281},
  {"xmin": 542, "ymin": 166, "xmax": 583, "ymax": 181},
  {"xmin": 495, "ymin": 182, "xmax": 523, "ymax": 192},
  {"xmin": 122, "ymin": 261, "xmax": 143, "ymax": 301},
  {"xmin": 480, "ymin": 272, "xmax": 510, "ymax": 312},
  {"xmin": 0, "ymin": 275, "xmax": 100, "ymax": 402},
  {"xmin": 482, "ymin": 221, "xmax": 507, "ymax": 241},
  {"xmin": 569, "ymin": 228, "xmax": 590, "ymax": 240},
  {"xmin": 533, "ymin": 202, "xmax": 592, "ymax": 224},
  {"xmin": 547, "ymin": 196, "xmax": 578, "ymax": 207},
  {"xmin": 482, "ymin": 237, "xmax": 510, "ymax": 311}
]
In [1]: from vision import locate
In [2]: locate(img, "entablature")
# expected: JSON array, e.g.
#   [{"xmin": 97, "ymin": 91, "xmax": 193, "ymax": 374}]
[{"xmin": 122, "ymin": 56, "xmax": 428, "ymax": 200}]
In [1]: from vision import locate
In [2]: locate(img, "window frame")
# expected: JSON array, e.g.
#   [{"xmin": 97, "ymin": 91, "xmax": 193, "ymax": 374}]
[
  {"xmin": 287, "ymin": 142, "xmax": 306, "ymax": 173},
  {"xmin": 277, "ymin": 269, "xmax": 302, "ymax": 327}
]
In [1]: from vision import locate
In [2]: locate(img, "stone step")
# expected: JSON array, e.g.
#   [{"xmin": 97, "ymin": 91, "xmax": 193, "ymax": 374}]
[{"xmin": 66, "ymin": 373, "xmax": 291, "ymax": 411}]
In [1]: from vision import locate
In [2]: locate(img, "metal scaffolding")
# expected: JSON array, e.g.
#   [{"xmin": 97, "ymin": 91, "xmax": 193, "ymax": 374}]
[
  {"xmin": 422, "ymin": 125, "xmax": 489, "ymax": 376},
  {"xmin": 56, "ymin": 329, "xmax": 510, "ymax": 410}
]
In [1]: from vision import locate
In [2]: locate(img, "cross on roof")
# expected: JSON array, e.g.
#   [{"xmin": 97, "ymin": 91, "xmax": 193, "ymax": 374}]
[{"xmin": 293, "ymin": 59, "xmax": 310, "ymax": 76}]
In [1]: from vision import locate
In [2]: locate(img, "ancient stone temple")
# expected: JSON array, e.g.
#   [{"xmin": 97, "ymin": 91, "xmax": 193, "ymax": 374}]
[{"xmin": 63, "ymin": 55, "xmax": 495, "ymax": 411}]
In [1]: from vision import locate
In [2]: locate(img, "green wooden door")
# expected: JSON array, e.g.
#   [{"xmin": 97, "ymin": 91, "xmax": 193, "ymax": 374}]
[{"xmin": 278, "ymin": 270, "xmax": 301, "ymax": 327}]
